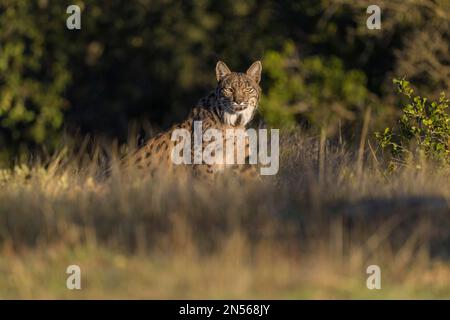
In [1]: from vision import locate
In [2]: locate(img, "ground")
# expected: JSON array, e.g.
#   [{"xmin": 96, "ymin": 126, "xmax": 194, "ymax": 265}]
[{"xmin": 0, "ymin": 130, "xmax": 449, "ymax": 298}]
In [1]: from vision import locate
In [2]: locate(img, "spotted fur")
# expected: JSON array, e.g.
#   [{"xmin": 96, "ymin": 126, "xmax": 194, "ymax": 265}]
[{"xmin": 122, "ymin": 61, "xmax": 263, "ymax": 180}]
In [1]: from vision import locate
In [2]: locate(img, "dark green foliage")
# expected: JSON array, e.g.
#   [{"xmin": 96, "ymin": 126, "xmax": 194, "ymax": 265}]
[
  {"xmin": 0, "ymin": 0, "xmax": 448, "ymax": 164},
  {"xmin": 261, "ymin": 41, "xmax": 369, "ymax": 134},
  {"xmin": 376, "ymin": 79, "xmax": 450, "ymax": 165},
  {"xmin": 0, "ymin": 0, "xmax": 71, "ymax": 163}
]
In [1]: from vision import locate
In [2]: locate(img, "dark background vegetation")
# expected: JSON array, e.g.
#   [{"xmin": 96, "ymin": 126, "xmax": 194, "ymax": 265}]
[
  {"xmin": 0, "ymin": 1, "xmax": 449, "ymax": 299},
  {"xmin": 0, "ymin": 0, "xmax": 449, "ymax": 164}
]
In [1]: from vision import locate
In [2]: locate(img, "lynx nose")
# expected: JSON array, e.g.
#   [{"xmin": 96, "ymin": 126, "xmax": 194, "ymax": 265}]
[{"xmin": 234, "ymin": 94, "xmax": 245, "ymax": 104}]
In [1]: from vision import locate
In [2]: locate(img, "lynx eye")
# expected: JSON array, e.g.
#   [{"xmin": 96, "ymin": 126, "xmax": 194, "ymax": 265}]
[
  {"xmin": 244, "ymin": 87, "xmax": 254, "ymax": 93},
  {"xmin": 222, "ymin": 88, "xmax": 232, "ymax": 95}
]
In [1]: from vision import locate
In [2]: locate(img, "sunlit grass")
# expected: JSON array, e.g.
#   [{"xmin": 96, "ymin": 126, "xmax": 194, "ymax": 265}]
[{"xmin": 0, "ymin": 130, "xmax": 449, "ymax": 299}]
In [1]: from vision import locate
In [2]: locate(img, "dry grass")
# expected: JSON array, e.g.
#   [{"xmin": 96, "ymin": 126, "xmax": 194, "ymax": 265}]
[{"xmin": 0, "ymin": 129, "xmax": 449, "ymax": 299}]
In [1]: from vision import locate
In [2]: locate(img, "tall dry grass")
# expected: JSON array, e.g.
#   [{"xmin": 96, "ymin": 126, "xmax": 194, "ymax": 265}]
[{"xmin": 0, "ymin": 128, "xmax": 449, "ymax": 298}]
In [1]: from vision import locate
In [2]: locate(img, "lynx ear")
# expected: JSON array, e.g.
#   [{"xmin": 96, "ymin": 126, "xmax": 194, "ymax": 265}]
[
  {"xmin": 216, "ymin": 61, "xmax": 231, "ymax": 82},
  {"xmin": 246, "ymin": 61, "xmax": 262, "ymax": 84}
]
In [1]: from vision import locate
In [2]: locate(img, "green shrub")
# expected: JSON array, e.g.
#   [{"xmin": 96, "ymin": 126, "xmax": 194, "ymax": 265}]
[
  {"xmin": 376, "ymin": 79, "xmax": 450, "ymax": 165},
  {"xmin": 261, "ymin": 41, "xmax": 369, "ymax": 134},
  {"xmin": 0, "ymin": 1, "xmax": 70, "ymax": 164}
]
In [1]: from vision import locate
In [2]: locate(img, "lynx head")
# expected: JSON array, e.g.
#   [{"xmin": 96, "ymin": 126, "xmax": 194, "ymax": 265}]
[{"xmin": 215, "ymin": 60, "xmax": 262, "ymax": 126}]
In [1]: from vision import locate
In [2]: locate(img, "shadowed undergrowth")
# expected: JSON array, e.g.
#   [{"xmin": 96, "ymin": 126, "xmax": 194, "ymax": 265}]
[{"xmin": 0, "ymin": 130, "xmax": 449, "ymax": 298}]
